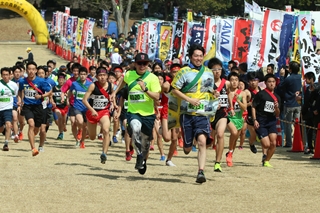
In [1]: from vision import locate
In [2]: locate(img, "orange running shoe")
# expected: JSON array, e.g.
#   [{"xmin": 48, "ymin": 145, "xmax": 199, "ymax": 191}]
[
  {"xmin": 178, "ymin": 138, "xmax": 183, "ymax": 148},
  {"xmin": 32, "ymin": 148, "xmax": 39, "ymax": 156},
  {"xmin": 80, "ymin": 141, "xmax": 85, "ymax": 149},
  {"xmin": 226, "ymin": 152, "xmax": 233, "ymax": 167},
  {"xmin": 77, "ymin": 129, "xmax": 82, "ymax": 140},
  {"xmin": 18, "ymin": 132, "xmax": 23, "ymax": 141},
  {"xmin": 173, "ymin": 149, "xmax": 178, "ymax": 156}
]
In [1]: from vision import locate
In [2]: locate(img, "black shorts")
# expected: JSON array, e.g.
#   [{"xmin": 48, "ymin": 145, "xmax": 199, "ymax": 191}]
[
  {"xmin": 69, "ymin": 106, "xmax": 87, "ymax": 123},
  {"xmin": 119, "ymin": 109, "xmax": 127, "ymax": 123},
  {"xmin": 126, "ymin": 112, "xmax": 155, "ymax": 140},
  {"xmin": 255, "ymin": 116, "xmax": 277, "ymax": 139},
  {"xmin": 211, "ymin": 109, "xmax": 230, "ymax": 130},
  {"xmin": 13, "ymin": 106, "xmax": 18, "ymax": 111},
  {"xmin": 246, "ymin": 115, "xmax": 254, "ymax": 126},
  {"xmin": 22, "ymin": 104, "xmax": 45, "ymax": 128},
  {"xmin": 42, "ymin": 108, "xmax": 53, "ymax": 124}
]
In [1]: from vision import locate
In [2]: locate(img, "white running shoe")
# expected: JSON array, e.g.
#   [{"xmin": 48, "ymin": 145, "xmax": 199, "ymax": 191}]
[
  {"xmin": 38, "ymin": 147, "xmax": 44, "ymax": 152},
  {"xmin": 166, "ymin": 160, "xmax": 176, "ymax": 167},
  {"xmin": 75, "ymin": 140, "xmax": 80, "ymax": 147},
  {"xmin": 121, "ymin": 138, "xmax": 125, "ymax": 144},
  {"xmin": 116, "ymin": 130, "xmax": 121, "ymax": 138}
]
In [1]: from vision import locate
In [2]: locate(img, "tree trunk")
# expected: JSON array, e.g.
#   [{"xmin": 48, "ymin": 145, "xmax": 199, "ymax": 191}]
[
  {"xmin": 111, "ymin": 0, "xmax": 124, "ymax": 35},
  {"xmin": 124, "ymin": 0, "xmax": 134, "ymax": 36}
]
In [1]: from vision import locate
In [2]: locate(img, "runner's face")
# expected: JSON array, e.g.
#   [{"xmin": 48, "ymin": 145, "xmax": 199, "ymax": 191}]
[
  {"xmin": 249, "ymin": 79, "xmax": 258, "ymax": 89},
  {"xmin": 37, "ymin": 69, "xmax": 45, "ymax": 78},
  {"xmin": 158, "ymin": 76, "xmax": 164, "ymax": 86},
  {"xmin": 211, "ymin": 65, "xmax": 222, "ymax": 79},
  {"xmin": 229, "ymin": 76, "xmax": 239, "ymax": 89},
  {"xmin": 1, "ymin": 71, "xmax": 10, "ymax": 83},
  {"xmin": 97, "ymin": 73, "xmax": 107, "ymax": 84},
  {"xmin": 27, "ymin": 64, "xmax": 37, "ymax": 78},
  {"xmin": 73, "ymin": 68, "xmax": 79, "ymax": 78},
  {"xmin": 266, "ymin": 66, "xmax": 273, "ymax": 74},
  {"xmin": 90, "ymin": 68, "xmax": 96, "ymax": 77},
  {"xmin": 108, "ymin": 75, "xmax": 116, "ymax": 84},
  {"xmin": 79, "ymin": 72, "xmax": 87, "ymax": 81},
  {"xmin": 13, "ymin": 69, "xmax": 20, "ymax": 79},
  {"xmin": 238, "ymin": 81, "xmax": 245, "ymax": 90},
  {"xmin": 190, "ymin": 50, "xmax": 203, "ymax": 67},
  {"xmin": 58, "ymin": 77, "xmax": 65, "ymax": 86},
  {"xmin": 266, "ymin": 78, "xmax": 276, "ymax": 90},
  {"xmin": 135, "ymin": 61, "xmax": 148, "ymax": 74},
  {"xmin": 153, "ymin": 64, "xmax": 162, "ymax": 72}
]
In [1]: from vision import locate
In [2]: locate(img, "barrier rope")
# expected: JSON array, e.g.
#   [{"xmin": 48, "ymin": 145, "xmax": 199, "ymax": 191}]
[{"xmin": 278, "ymin": 119, "xmax": 319, "ymax": 130}]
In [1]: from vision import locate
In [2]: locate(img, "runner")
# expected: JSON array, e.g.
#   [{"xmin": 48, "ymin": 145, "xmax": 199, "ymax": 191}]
[
  {"xmin": 238, "ymin": 79, "xmax": 250, "ymax": 149},
  {"xmin": 68, "ymin": 67, "xmax": 92, "ymax": 148},
  {"xmin": 0, "ymin": 67, "xmax": 19, "ymax": 151},
  {"xmin": 18, "ymin": 61, "xmax": 52, "ymax": 156},
  {"xmin": 111, "ymin": 53, "xmax": 161, "ymax": 175},
  {"xmin": 82, "ymin": 67, "xmax": 114, "ymax": 163},
  {"xmin": 11, "ymin": 66, "xmax": 23, "ymax": 143},
  {"xmin": 252, "ymin": 74, "xmax": 281, "ymax": 167}
]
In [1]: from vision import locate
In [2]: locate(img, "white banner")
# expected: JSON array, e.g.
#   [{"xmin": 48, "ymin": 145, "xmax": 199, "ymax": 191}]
[
  {"xmin": 244, "ymin": 1, "xmax": 253, "ymax": 14},
  {"xmin": 247, "ymin": 19, "xmax": 262, "ymax": 71},
  {"xmin": 252, "ymin": 1, "xmax": 262, "ymax": 14},
  {"xmin": 203, "ymin": 17, "xmax": 216, "ymax": 59},
  {"xmin": 86, "ymin": 18, "xmax": 95, "ymax": 47},
  {"xmin": 147, "ymin": 21, "xmax": 159, "ymax": 60},
  {"xmin": 298, "ymin": 12, "xmax": 320, "ymax": 78},
  {"xmin": 141, "ymin": 22, "xmax": 149, "ymax": 54},
  {"xmin": 216, "ymin": 18, "xmax": 234, "ymax": 62},
  {"xmin": 181, "ymin": 21, "xmax": 193, "ymax": 65},
  {"xmin": 258, "ymin": 10, "xmax": 284, "ymax": 68}
]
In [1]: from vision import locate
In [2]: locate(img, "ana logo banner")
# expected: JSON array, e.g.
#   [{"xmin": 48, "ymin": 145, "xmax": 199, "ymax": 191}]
[{"xmin": 216, "ymin": 18, "xmax": 234, "ymax": 62}]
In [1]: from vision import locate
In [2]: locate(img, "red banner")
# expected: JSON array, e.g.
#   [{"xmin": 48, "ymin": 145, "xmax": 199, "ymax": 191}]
[
  {"xmin": 80, "ymin": 19, "xmax": 89, "ymax": 51},
  {"xmin": 232, "ymin": 19, "xmax": 253, "ymax": 63}
]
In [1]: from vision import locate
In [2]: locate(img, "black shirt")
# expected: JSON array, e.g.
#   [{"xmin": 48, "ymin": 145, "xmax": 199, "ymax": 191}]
[{"xmin": 252, "ymin": 90, "xmax": 281, "ymax": 118}]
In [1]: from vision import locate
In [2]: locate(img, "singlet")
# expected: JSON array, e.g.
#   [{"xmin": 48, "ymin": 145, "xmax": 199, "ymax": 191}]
[
  {"xmin": 247, "ymin": 87, "xmax": 261, "ymax": 117},
  {"xmin": 88, "ymin": 82, "xmax": 112, "ymax": 111},
  {"xmin": 214, "ymin": 80, "xmax": 228, "ymax": 115},
  {"xmin": 53, "ymin": 85, "xmax": 66, "ymax": 108}
]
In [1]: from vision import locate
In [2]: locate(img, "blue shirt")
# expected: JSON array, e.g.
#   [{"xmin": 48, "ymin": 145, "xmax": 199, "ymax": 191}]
[
  {"xmin": 279, "ymin": 73, "xmax": 302, "ymax": 107},
  {"xmin": 45, "ymin": 77, "xmax": 56, "ymax": 109},
  {"xmin": 19, "ymin": 77, "xmax": 51, "ymax": 105},
  {"xmin": 70, "ymin": 80, "xmax": 92, "ymax": 112},
  {"xmin": 12, "ymin": 78, "xmax": 21, "ymax": 107}
]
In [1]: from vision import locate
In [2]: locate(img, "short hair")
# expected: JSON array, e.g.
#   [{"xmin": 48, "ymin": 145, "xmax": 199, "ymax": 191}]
[
  {"xmin": 71, "ymin": 63, "xmax": 82, "ymax": 71},
  {"xmin": 26, "ymin": 61, "xmax": 38, "ymax": 69},
  {"xmin": 231, "ymin": 66, "xmax": 239, "ymax": 72},
  {"xmin": 289, "ymin": 61, "xmax": 300, "ymax": 74},
  {"xmin": 153, "ymin": 71, "xmax": 166, "ymax": 82},
  {"xmin": 79, "ymin": 66, "xmax": 88, "ymax": 74},
  {"xmin": 12, "ymin": 66, "xmax": 21, "ymax": 72},
  {"xmin": 267, "ymin": 64, "xmax": 275, "ymax": 70},
  {"xmin": 89, "ymin": 66, "xmax": 96, "ymax": 71},
  {"xmin": 305, "ymin": 72, "xmax": 315, "ymax": 82},
  {"xmin": 0, "ymin": 67, "xmax": 11, "ymax": 75},
  {"xmin": 108, "ymin": 71, "xmax": 116, "ymax": 78},
  {"xmin": 152, "ymin": 62, "xmax": 163, "ymax": 72},
  {"xmin": 37, "ymin": 65, "xmax": 48, "ymax": 73},
  {"xmin": 100, "ymin": 61, "xmax": 109, "ymax": 68},
  {"xmin": 239, "ymin": 63, "xmax": 248, "ymax": 73},
  {"xmin": 188, "ymin": 44, "xmax": 205, "ymax": 58},
  {"xmin": 15, "ymin": 61, "xmax": 25, "ymax": 70},
  {"xmin": 228, "ymin": 71, "xmax": 240, "ymax": 81},
  {"xmin": 228, "ymin": 60, "xmax": 237, "ymax": 68},
  {"xmin": 207, "ymin": 57, "xmax": 222, "ymax": 69},
  {"xmin": 247, "ymin": 71, "xmax": 258, "ymax": 81},
  {"xmin": 264, "ymin": 73, "xmax": 276, "ymax": 82},
  {"xmin": 239, "ymin": 79, "xmax": 248, "ymax": 90}
]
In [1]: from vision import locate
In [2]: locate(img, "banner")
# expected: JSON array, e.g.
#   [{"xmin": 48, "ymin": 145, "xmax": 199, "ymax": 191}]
[
  {"xmin": 247, "ymin": 19, "xmax": 262, "ymax": 71},
  {"xmin": 252, "ymin": 1, "xmax": 262, "ymax": 14},
  {"xmin": 40, "ymin": 10, "xmax": 46, "ymax": 19},
  {"xmin": 86, "ymin": 18, "xmax": 95, "ymax": 47},
  {"xmin": 244, "ymin": 1, "xmax": 253, "ymax": 14},
  {"xmin": 298, "ymin": 12, "xmax": 320, "ymax": 78},
  {"xmin": 187, "ymin": 9, "xmax": 193, "ymax": 22},
  {"xmin": 139, "ymin": 22, "xmax": 148, "ymax": 53},
  {"xmin": 258, "ymin": 10, "xmax": 284, "ymax": 68},
  {"xmin": 278, "ymin": 14, "xmax": 295, "ymax": 73},
  {"xmin": 147, "ymin": 21, "xmax": 159, "ymax": 60},
  {"xmin": 159, "ymin": 23, "xmax": 173, "ymax": 61},
  {"xmin": 136, "ymin": 24, "xmax": 142, "ymax": 52},
  {"xmin": 203, "ymin": 17, "xmax": 217, "ymax": 62},
  {"xmin": 65, "ymin": 7, "xmax": 70, "ymax": 15},
  {"xmin": 52, "ymin": 12, "xmax": 57, "ymax": 33},
  {"xmin": 216, "ymin": 18, "xmax": 234, "ymax": 62},
  {"xmin": 72, "ymin": 17, "xmax": 78, "ymax": 47},
  {"xmin": 66, "ymin": 16, "xmax": 73, "ymax": 46},
  {"xmin": 81, "ymin": 19, "xmax": 89, "ymax": 51},
  {"xmin": 171, "ymin": 22, "xmax": 183, "ymax": 59},
  {"xmin": 285, "ymin": 5, "xmax": 292, "ymax": 12},
  {"xmin": 103, "ymin": 10, "xmax": 109, "ymax": 30},
  {"xmin": 190, "ymin": 23, "xmax": 205, "ymax": 47},
  {"xmin": 63, "ymin": 14, "xmax": 68, "ymax": 39},
  {"xmin": 292, "ymin": 22, "xmax": 300, "ymax": 62},
  {"xmin": 232, "ymin": 19, "xmax": 252, "ymax": 63},
  {"xmin": 76, "ymin": 18, "xmax": 84, "ymax": 50},
  {"xmin": 180, "ymin": 21, "xmax": 193, "ymax": 64},
  {"xmin": 173, "ymin": 7, "xmax": 178, "ymax": 22}
]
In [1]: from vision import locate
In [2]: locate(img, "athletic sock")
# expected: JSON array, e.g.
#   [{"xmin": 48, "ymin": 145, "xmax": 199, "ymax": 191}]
[{"xmin": 4, "ymin": 140, "xmax": 8, "ymax": 145}]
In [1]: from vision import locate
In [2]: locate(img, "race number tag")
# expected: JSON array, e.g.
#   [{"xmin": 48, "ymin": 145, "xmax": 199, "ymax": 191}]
[
  {"xmin": 129, "ymin": 91, "xmax": 146, "ymax": 103},
  {"xmin": 25, "ymin": 88, "xmax": 36, "ymax": 99},
  {"xmin": 42, "ymin": 100, "xmax": 47, "ymax": 109},
  {"xmin": 187, "ymin": 100, "xmax": 206, "ymax": 113},
  {"xmin": 76, "ymin": 91, "xmax": 86, "ymax": 100},
  {"xmin": 0, "ymin": 97, "xmax": 10, "ymax": 102},
  {"xmin": 219, "ymin": 94, "xmax": 228, "ymax": 108},
  {"xmin": 234, "ymin": 102, "xmax": 241, "ymax": 112},
  {"xmin": 124, "ymin": 100, "xmax": 128, "ymax": 109},
  {"xmin": 93, "ymin": 98, "xmax": 109, "ymax": 110},
  {"xmin": 264, "ymin": 101, "xmax": 274, "ymax": 113}
]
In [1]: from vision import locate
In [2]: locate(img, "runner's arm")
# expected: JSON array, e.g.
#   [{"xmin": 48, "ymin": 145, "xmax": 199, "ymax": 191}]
[
  {"xmin": 82, "ymin": 83, "xmax": 95, "ymax": 113},
  {"xmin": 237, "ymin": 91, "xmax": 247, "ymax": 111},
  {"xmin": 171, "ymin": 89, "xmax": 199, "ymax": 106}
]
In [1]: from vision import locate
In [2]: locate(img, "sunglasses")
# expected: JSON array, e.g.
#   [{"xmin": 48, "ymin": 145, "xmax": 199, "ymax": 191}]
[{"xmin": 137, "ymin": 61, "xmax": 148, "ymax": 66}]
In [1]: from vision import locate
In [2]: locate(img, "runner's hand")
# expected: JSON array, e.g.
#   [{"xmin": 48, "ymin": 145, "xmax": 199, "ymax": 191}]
[
  {"xmin": 35, "ymin": 94, "xmax": 42, "ymax": 100},
  {"xmin": 90, "ymin": 109, "xmax": 98, "ymax": 117},
  {"xmin": 137, "ymin": 80, "xmax": 146, "ymax": 91},
  {"xmin": 254, "ymin": 120, "xmax": 259, "ymax": 129},
  {"xmin": 213, "ymin": 90, "xmax": 220, "ymax": 98},
  {"xmin": 188, "ymin": 98, "xmax": 200, "ymax": 106},
  {"xmin": 274, "ymin": 101, "xmax": 279, "ymax": 109}
]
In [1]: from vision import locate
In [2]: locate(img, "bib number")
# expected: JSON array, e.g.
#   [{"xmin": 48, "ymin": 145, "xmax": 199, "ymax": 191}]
[
  {"xmin": 187, "ymin": 101, "xmax": 205, "ymax": 113},
  {"xmin": 129, "ymin": 92, "xmax": 145, "ymax": 103},
  {"xmin": 264, "ymin": 101, "xmax": 274, "ymax": 113},
  {"xmin": 93, "ymin": 99, "xmax": 109, "ymax": 110},
  {"xmin": 0, "ymin": 97, "xmax": 10, "ymax": 102},
  {"xmin": 76, "ymin": 91, "xmax": 86, "ymax": 100},
  {"xmin": 25, "ymin": 89, "xmax": 36, "ymax": 99},
  {"xmin": 219, "ymin": 94, "xmax": 228, "ymax": 107},
  {"xmin": 124, "ymin": 100, "xmax": 128, "ymax": 109}
]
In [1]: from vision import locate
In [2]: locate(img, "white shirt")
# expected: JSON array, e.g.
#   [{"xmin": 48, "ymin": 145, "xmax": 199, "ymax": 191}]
[
  {"xmin": 143, "ymin": 2, "xmax": 149, "ymax": 9},
  {"xmin": 0, "ymin": 80, "xmax": 19, "ymax": 111},
  {"xmin": 110, "ymin": 53, "xmax": 123, "ymax": 65}
]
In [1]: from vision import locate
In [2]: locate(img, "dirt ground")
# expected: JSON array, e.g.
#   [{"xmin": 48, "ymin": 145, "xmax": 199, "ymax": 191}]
[{"xmin": 0, "ymin": 44, "xmax": 319, "ymax": 213}]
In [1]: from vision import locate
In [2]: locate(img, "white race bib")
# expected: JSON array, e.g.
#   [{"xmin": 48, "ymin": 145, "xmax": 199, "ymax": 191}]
[
  {"xmin": 124, "ymin": 100, "xmax": 128, "ymax": 109},
  {"xmin": 25, "ymin": 89, "xmax": 36, "ymax": 99},
  {"xmin": 93, "ymin": 98, "xmax": 109, "ymax": 110},
  {"xmin": 234, "ymin": 102, "xmax": 241, "ymax": 112},
  {"xmin": 219, "ymin": 94, "xmax": 228, "ymax": 108},
  {"xmin": 76, "ymin": 91, "xmax": 86, "ymax": 100},
  {"xmin": 264, "ymin": 101, "xmax": 275, "ymax": 113},
  {"xmin": 129, "ymin": 91, "xmax": 146, "ymax": 103}
]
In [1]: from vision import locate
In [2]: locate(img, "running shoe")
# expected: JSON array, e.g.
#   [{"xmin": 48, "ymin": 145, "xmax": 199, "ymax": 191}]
[
  {"xmin": 192, "ymin": 145, "xmax": 197, "ymax": 152},
  {"xmin": 250, "ymin": 144, "xmax": 257, "ymax": 154},
  {"xmin": 178, "ymin": 138, "xmax": 183, "ymax": 148},
  {"xmin": 212, "ymin": 144, "xmax": 216, "ymax": 150},
  {"xmin": 97, "ymin": 134, "xmax": 103, "ymax": 140},
  {"xmin": 138, "ymin": 159, "xmax": 147, "ymax": 175},
  {"xmin": 75, "ymin": 140, "xmax": 80, "ymax": 147},
  {"xmin": 166, "ymin": 160, "xmax": 176, "ymax": 166},
  {"xmin": 261, "ymin": 154, "xmax": 267, "ymax": 166},
  {"xmin": 160, "ymin": 155, "xmax": 166, "ymax": 161},
  {"xmin": 38, "ymin": 146, "xmax": 44, "ymax": 152},
  {"xmin": 245, "ymin": 129, "xmax": 250, "ymax": 138},
  {"xmin": 196, "ymin": 170, "xmax": 206, "ymax": 183},
  {"xmin": 149, "ymin": 145, "xmax": 154, "ymax": 151},
  {"xmin": 121, "ymin": 138, "xmax": 125, "ymax": 144},
  {"xmin": 100, "ymin": 153, "xmax": 107, "ymax": 164},
  {"xmin": 226, "ymin": 152, "xmax": 233, "ymax": 167},
  {"xmin": 256, "ymin": 136, "xmax": 261, "ymax": 143},
  {"xmin": 18, "ymin": 132, "xmax": 23, "ymax": 140},
  {"xmin": 76, "ymin": 129, "xmax": 82, "ymax": 140},
  {"xmin": 112, "ymin": 136, "xmax": 118, "ymax": 143},
  {"xmin": 238, "ymin": 146, "xmax": 243, "ymax": 150},
  {"xmin": 125, "ymin": 151, "xmax": 132, "ymax": 161},
  {"xmin": 263, "ymin": 161, "xmax": 273, "ymax": 168},
  {"xmin": 13, "ymin": 135, "xmax": 19, "ymax": 143},
  {"xmin": 214, "ymin": 163, "xmax": 222, "ymax": 172},
  {"xmin": 57, "ymin": 133, "xmax": 63, "ymax": 140},
  {"xmin": 135, "ymin": 154, "xmax": 144, "ymax": 170},
  {"xmin": 32, "ymin": 148, "xmax": 39, "ymax": 156},
  {"xmin": 80, "ymin": 142, "xmax": 85, "ymax": 149},
  {"xmin": 2, "ymin": 144, "xmax": 9, "ymax": 151},
  {"xmin": 116, "ymin": 130, "xmax": 121, "ymax": 138},
  {"xmin": 173, "ymin": 149, "xmax": 178, "ymax": 156},
  {"xmin": 129, "ymin": 144, "xmax": 134, "ymax": 156}
]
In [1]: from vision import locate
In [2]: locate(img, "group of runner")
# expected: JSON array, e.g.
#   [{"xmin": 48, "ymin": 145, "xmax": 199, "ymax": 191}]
[{"xmin": 0, "ymin": 44, "xmax": 283, "ymax": 183}]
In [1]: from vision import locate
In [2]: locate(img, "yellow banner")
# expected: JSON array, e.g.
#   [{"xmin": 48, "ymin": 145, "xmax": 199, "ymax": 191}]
[
  {"xmin": 159, "ymin": 24, "xmax": 172, "ymax": 61},
  {"xmin": 292, "ymin": 26, "xmax": 300, "ymax": 63},
  {"xmin": 203, "ymin": 44, "xmax": 216, "ymax": 62},
  {"xmin": 76, "ymin": 18, "xmax": 84, "ymax": 50},
  {"xmin": 187, "ymin": 10, "xmax": 193, "ymax": 22}
]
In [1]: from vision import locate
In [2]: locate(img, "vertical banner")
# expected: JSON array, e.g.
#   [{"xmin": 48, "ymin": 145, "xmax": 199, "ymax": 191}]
[
  {"xmin": 187, "ymin": 9, "xmax": 193, "ymax": 22},
  {"xmin": 72, "ymin": 17, "xmax": 78, "ymax": 47},
  {"xmin": 278, "ymin": 14, "xmax": 295, "ymax": 73},
  {"xmin": 190, "ymin": 22, "xmax": 205, "ymax": 47},
  {"xmin": 180, "ymin": 21, "xmax": 193, "ymax": 64},
  {"xmin": 171, "ymin": 22, "xmax": 183, "ymax": 59},
  {"xmin": 56, "ymin": 12, "xmax": 62, "ymax": 34},
  {"xmin": 285, "ymin": 5, "xmax": 292, "ymax": 12},
  {"xmin": 81, "ymin": 19, "xmax": 89, "ymax": 51},
  {"xmin": 139, "ymin": 22, "xmax": 148, "ymax": 53},
  {"xmin": 40, "ymin": 10, "xmax": 46, "ymax": 19},
  {"xmin": 232, "ymin": 19, "xmax": 252, "ymax": 63},
  {"xmin": 247, "ymin": 19, "xmax": 262, "ymax": 71},
  {"xmin": 86, "ymin": 18, "xmax": 95, "ymax": 48},
  {"xmin": 76, "ymin": 18, "xmax": 84, "ymax": 50},
  {"xmin": 66, "ymin": 16, "xmax": 73, "ymax": 46},
  {"xmin": 216, "ymin": 18, "xmax": 234, "ymax": 62},
  {"xmin": 258, "ymin": 10, "xmax": 284, "ymax": 68},
  {"xmin": 244, "ymin": 1, "xmax": 253, "ymax": 14},
  {"xmin": 52, "ymin": 12, "xmax": 57, "ymax": 33},
  {"xmin": 65, "ymin": 7, "xmax": 70, "ymax": 15},
  {"xmin": 103, "ymin": 10, "xmax": 109, "ymax": 30},
  {"xmin": 63, "ymin": 14, "xmax": 68, "ymax": 39},
  {"xmin": 136, "ymin": 24, "xmax": 142, "ymax": 51},
  {"xmin": 147, "ymin": 21, "xmax": 159, "ymax": 60},
  {"xmin": 173, "ymin": 7, "xmax": 178, "ymax": 22},
  {"xmin": 159, "ymin": 22, "xmax": 173, "ymax": 61},
  {"xmin": 203, "ymin": 17, "xmax": 217, "ymax": 62},
  {"xmin": 292, "ymin": 22, "xmax": 300, "ymax": 62},
  {"xmin": 298, "ymin": 12, "xmax": 320, "ymax": 78}
]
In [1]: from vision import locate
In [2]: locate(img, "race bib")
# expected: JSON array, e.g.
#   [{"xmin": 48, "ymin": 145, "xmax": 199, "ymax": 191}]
[
  {"xmin": 93, "ymin": 98, "xmax": 109, "ymax": 110},
  {"xmin": 25, "ymin": 88, "xmax": 36, "ymax": 99},
  {"xmin": 124, "ymin": 100, "xmax": 128, "ymax": 109},
  {"xmin": 234, "ymin": 102, "xmax": 241, "ymax": 112},
  {"xmin": 76, "ymin": 91, "xmax": 86, "ymax": 100},
  {"xmin": 0, "ymin": 97, "xmax": 10, "ymax": 102},
  {"xmin": 187, "ymin": 100, "xmax": 210, "ymax": 113},
  {"xmin": 129, "ymin": 91, "xmax": 146, "ymax": 103},
  {"xmin": 42, "ymin": 100, "xmax": 47, "ymax": 109},
  {"xmin": 264, "ymin": 101, "xmax": 275, "ymax": 113},
  {"xmin": 219, "ymin": 94, "xmax": 228, "ymax": 107}
]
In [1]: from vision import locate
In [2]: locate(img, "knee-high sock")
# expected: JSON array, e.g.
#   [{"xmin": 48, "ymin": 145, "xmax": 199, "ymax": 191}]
[{"xmin": 130, "ymin": 119, "xmax": 142, "ymax": 155}]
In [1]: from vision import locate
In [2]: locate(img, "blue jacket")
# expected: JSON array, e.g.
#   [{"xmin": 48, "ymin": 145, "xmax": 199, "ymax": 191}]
[{"xmin": 279, "ymin": 73, "xmax": 302, "ymax": 107}]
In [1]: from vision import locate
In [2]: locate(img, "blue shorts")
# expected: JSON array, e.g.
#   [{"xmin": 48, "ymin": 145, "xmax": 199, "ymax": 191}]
[
  {"xmin": 255, "ymin": 116, "xmax": 277, "ymax": 139},
  {"xmin": 0, "ymin": 109, "xmax": 12, "ymax": 126},
  {"xmin": 180, "ymin": 114, "xmax": 212, "ymax": 148}
]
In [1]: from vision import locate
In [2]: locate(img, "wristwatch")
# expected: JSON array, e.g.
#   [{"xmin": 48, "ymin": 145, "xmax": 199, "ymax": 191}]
[{"xmin": 144, "ymin": 87, "xmax": 148, "ymax": 92}]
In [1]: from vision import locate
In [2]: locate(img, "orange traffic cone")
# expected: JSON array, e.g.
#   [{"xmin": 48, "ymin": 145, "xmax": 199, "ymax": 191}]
[
  {"xmin": 310, "ymin": 123, "xmax": 320, "ymax": 159},
  {"xmin": 31, "ymin": 35, "xmax": 35, "ymax": 42},
  {"xmin": 288, "ymin": 118, "xmax": 304, "ymax": 152},
  {"xmin": 276, "ymin": 117, "xmax": 282, "ymax": 147}
]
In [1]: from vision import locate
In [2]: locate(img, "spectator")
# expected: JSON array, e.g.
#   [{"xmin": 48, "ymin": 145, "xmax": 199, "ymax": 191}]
[
  {"xmin": 110, "ymin": 48, "xmax": 123, "ymax": 68},
  {"xmin": 143, "ymin": 0, "xmax": 150, "ymax": 17},
  {"xmin": 93, "ymin": 36, "xmax": 102, "ymax": 60}
]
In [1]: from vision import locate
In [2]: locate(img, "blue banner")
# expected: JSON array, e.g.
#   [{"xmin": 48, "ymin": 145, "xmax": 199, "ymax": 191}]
[
  {"xmin": 173, "ymin": 7, "xmax": 178, "ymax": 22},
  {"xmin": 102, "ymin": 10, "xmax": 109, "ymax": 30},
  {"xmin": 190, "ymin": 23, "xmax": 205, "ymax": 47},
  {"xmin": 41, "ymin": 10, "xmax": 46, "ymax": 19},
  {"xmin": 278, "ymin": 14, "xmax": 295, "ymax": 74},
  {"xmin": 67, "ymin": 16, "xmax": 73, "ymax": 45}
]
